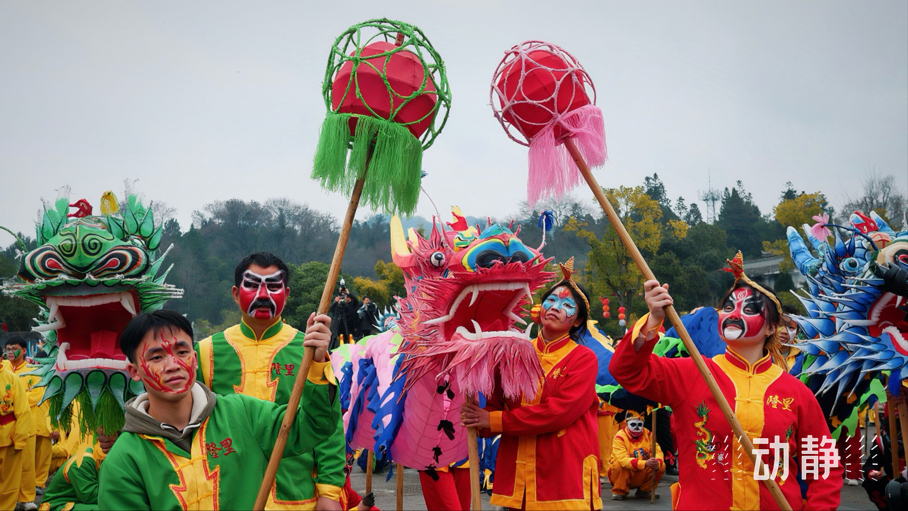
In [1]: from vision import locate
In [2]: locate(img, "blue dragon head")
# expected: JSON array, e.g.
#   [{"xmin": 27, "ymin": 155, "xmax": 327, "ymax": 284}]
[{"xmin": 787, "ymin": 210, "xmax": 908, "ymax": 430}]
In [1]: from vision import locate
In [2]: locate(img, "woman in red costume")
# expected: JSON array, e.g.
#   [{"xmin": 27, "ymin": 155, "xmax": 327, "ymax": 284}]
[
  {"xmin": 461, "ymin": 258, "xmax": 602, "ymax": 511},
  {"xmin": 611, "ymin": 252, "xmax": 842, "ymax": 510}
]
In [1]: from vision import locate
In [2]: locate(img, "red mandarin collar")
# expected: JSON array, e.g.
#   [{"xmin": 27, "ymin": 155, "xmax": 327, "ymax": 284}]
[
  {"xmin": 536, "ymin": 332, "xmax": 572, "ymax": 354},
  {"xmin": 723, "ymin": 348, "xmax": 775, "ymax": 374}
]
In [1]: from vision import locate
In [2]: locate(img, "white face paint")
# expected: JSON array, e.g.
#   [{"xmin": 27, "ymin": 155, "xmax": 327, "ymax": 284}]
[
  {"xmin": 239, "ymin": 270, "xmax": 287, "ymax": 319},
  {"xmin": 627, "ymin": 418, "xmax": 645, "ymax": 437}
]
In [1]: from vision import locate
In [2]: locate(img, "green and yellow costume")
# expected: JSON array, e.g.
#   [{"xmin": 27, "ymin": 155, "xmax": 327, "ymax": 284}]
[{"xmin": 195, "ymin": 320, "xmax": 346, "ymax": 509}]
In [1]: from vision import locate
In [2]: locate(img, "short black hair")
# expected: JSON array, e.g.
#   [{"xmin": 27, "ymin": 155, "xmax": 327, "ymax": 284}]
[
  {"xmin": 120, "ymin": 310, "xmax": 194, "ymax": 364},
  {"xmin": 5, "ymin": 336, "xmax": 27, "ymax": 349},
  {"xmin": 234, "ymin": 252, "xmax": 289, "ymax": 287},
  {"xmin": 781, "ymin": 305, "xmax": 798, "ymax": 315},
  {"xmin": 540, "ymin": 281, "xmax": 591, "ymax": 341}
]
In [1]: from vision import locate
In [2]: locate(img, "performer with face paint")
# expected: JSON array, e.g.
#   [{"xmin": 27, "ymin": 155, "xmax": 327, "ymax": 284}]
[
  {"xmin": 462, "ymin": 258, "xmax": 602, "ymax": 510},
  {"xmin": 194, "ymin": 252, "xmax": 346, "ymax": 510},
  {"xmin": 610, "ymin": 252, "xmax": 843, "ymax": 510},
  {"xmin": 98, "ymin": 309, "xmax": 339, "ymax": 509},
  {"xmin": 607, "ymin": 410, "xmax": 664, "ymax": 500}
]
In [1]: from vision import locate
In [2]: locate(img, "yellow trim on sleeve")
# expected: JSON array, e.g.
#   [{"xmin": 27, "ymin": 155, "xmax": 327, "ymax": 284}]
[
  {"xmin": 197, "ymin": 337, "xmax": 213, "ymax": 387},
  {"xmin": 306, "ymin": 358, "xmax": 335, "ymax": 385},
  {"xmin": 489, "ymin": 411, "xmax": 503, "ymax": 434},
  {"xmin": 630, "ymin": 313, "xmax": 662, "ymax": 342},
  {"xmin": 315, "ymin": 483, "xmax": 343, "ymax": 502}
]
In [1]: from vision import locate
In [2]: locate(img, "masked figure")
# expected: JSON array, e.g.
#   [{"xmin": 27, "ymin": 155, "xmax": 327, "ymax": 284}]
[
  {"xmin": 194, "ymin": 252, "xmax": 346, "ymax": 510},
  {"xmin": 607, "ymin": 410, "xmax": 664, "ymax": 500},
  {"xmin": 611, "ymin": 251, "xmax": 843, "ymax": 510}
]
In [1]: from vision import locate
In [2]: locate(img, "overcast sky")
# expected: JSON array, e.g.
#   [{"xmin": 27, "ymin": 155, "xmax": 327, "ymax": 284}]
[{"xmin": 1, "ymin": 1, "xmax": 906, "ymax": 239}]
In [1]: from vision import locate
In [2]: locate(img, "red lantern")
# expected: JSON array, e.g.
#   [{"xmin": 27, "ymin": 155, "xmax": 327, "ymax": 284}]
[
  {"xmin": 618, "ymin": 313, "xmax": 626, "ymax": 320},
  {"xmin": 618, "ymin": 306, "xmax": 625, "ymax": 313},
  {"xmin": 332, "ymin": 41, "xmax": 438, "ymax": 138},
  {"xmin": 494, "ymin": 48, "xmax": 590, "ymax": 141},
  {"xmin": 604, "ymin": 312, "xmax": 610, "ymax": 319},
  {"xmin": 1, "ymin": 323, "xmax": 6, "ymax": 332}
]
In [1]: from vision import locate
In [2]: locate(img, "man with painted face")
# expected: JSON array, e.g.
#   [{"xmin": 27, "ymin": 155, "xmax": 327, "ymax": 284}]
[
  {"xmin": 7, "ymin": 336, "xmax": 50, "ymax": 511},
  {"xmin": 194, "ymin": 252, "xmax": 346, "ymax": 510},
  {"xmin": 99, "ymin": 309, "xmax": 339, "ymax": 509},
  {"xmin": 611, "ymin": 252, "xmax": 842, "ymax": 510},
  {"xmin": 608, "ymin": 410, "xmax": 664, "ymax": 500}
]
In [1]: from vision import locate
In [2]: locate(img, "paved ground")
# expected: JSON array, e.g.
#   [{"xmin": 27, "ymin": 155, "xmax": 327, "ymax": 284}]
[{"xmin": 352, "ymin": 466, "xmax": 874, "ymax": 510}]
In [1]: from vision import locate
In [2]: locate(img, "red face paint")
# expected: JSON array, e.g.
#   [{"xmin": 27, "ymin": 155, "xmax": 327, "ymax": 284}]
[
  {"xmin": 719, "ymin": 287, "xmax": 766, "ymax": 342},
  {"xmin": 138, "ymin": 335, "xmax": 196, "ymax": 394},
  {"xmin": 239, "ymin": 270, "xmax": 287, "ymax": 320}
]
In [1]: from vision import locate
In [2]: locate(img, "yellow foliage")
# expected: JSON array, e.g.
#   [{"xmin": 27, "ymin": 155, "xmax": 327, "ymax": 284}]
[
  {"xmin": 353, "ymin": 260, "xmax": 406, "ymax": 309},
  {"xmin": 668, "ymin": 219, "xmax": 689, "ymax": 239},
  {"xmin": 774, "ymin": 192, "xmax": 827, "ymax": 229}
]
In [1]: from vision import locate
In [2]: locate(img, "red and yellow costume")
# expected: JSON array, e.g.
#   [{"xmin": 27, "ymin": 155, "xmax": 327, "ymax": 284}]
[
  {"xmin": 479, "ymin": 333, "xmax": 601, "ymax": 510},
  {"xmin": 607, "ymin": 412, "xmax": 664, "ymax": 496},
  {"xmin": 611, "ymin": 315, "xmax": 843, "ymax": 510}
]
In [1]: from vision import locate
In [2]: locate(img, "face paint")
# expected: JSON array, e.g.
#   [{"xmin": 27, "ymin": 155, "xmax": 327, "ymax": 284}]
[
  {"xmin": 627, "ymin": 418, "xmax": 645, "ymax": 439},
  {"xmin": 239, "ymin": 269, "xmax": 287, "ymax": 320},
  {"xmin": 5, "ymin": 347, "xmax": 22, "ymax": 361},
  {"xmin": 542, "ymin": 286, "xmax": 578, "ymax": 324},
  {"xmin": 719, "ymin": 287, "xmax": 766, "ymax": 342},
  {"xmin": 138, "ymin": 335, "xmax": 197, "ymax": 394}
]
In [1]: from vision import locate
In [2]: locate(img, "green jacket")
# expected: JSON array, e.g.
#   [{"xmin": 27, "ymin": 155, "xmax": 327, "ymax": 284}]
[
  {"xmin": 98, "ymin": 361, "xmax": 338, "ymax": 510},
  {"xmin": 40, "ymin": 444, "xmax": 101, "ymax": 511},
  {"xmin": 195, "ymin": 320, "xmax": 346, "ymax": 505}
]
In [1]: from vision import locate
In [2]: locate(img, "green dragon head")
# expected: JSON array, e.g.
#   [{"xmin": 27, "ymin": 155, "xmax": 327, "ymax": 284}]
[{"xmin": 2, "ymin": 185, "xmax": 182, "ymax": 434}]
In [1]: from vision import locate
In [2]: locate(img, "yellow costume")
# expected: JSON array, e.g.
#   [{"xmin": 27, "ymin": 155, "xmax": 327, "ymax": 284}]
[
  {"xmin": 0, "ymin": 365, "xmax": 33, "ymax": 510},
  {"xmin": 13, "ymin": 358, "xmax": 54, "ymax": 500},
  {"xmin": 608, "ymin": 415, "xmax": 664, "ymax": 497},
  {"xmin": 597, "ymin": 401, "xmax": 620, "ymax": 478}
]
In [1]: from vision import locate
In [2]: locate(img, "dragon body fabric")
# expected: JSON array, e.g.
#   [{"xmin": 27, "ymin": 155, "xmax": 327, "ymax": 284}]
[
  {"xmin": 786, "ymin": 211, "xmax": 908, "ymax": 435},
  {"xmin": 2, "ymin": 186, "xmax": 181, "ymax": 435},
  {"xmin": 334, "ymin": 210, "xmax": 554, "ymax": 470}
]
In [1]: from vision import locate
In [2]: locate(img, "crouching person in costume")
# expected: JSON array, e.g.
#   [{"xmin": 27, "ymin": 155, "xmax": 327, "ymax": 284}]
[
  {"xmin": 611, "ymin": 252, "xmax": 843, "ymax": 510},
  {"xmin": 98, "ymin": 309, "xmax": 340, "ymax": 509},
  {"xmin": 462, "ymin": 259, "xmax": 602, "ymax": 511},
  {"xmin": 608, "ymin": 410, "xmax": 664, "ymax": 500},
  {"xmin": 194, "ymin": 252, "xmax": 346, "ymax": 510}
]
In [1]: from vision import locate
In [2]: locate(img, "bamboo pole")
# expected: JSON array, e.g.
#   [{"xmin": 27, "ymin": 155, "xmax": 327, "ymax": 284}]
[
  {"xmin": 253, "ymin": 175, "xmax": 368, "ymax": 510},
  {"xmin": 563, "ymin": 138, "xmax": 791, "ymax": 511},
  {"xmin": 888, "ymin": 400, "xmax": 899, "ymax": 480},
  {"xmin": 468, "ymin": 395, "xmax": 482, "ymax": 510},
  {"xmin": 366, "ymin": 450, "xmax": 374, "ymax": 494},
  {"xmin": 651, "ymin": 407, "xmax": 657, "ymax": 504},
  {"xmin": 396, "ymin": 463, "xmax": 404, "ymax": 511}
]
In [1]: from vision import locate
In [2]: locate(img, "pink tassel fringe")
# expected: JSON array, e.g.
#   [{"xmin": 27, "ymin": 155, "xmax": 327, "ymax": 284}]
[{"xmin": 527, "ymin": 104, "xmax": 607, "ymax": 208}]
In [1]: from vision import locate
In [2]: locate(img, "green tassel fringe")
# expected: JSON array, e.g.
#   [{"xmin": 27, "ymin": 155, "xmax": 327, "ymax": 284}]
[
  {"xmin": 312, "ymin": 113, "xmax": 422, "ymax": 216},
  {"xmin": 49, "ymin": 386, "xmax": 129, "ymax": 435}
]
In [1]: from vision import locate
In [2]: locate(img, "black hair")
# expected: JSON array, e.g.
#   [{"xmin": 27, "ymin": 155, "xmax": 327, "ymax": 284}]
[
  {"xmin": 781, "ymin": 305, "xmax": 798, "ymax": 315},
  {"xmin": 5, "ymin": 336, "xmax": 27, "ymax": 349},
  {"xmin": 234, "ymin": 252, "xmax": 289, "ymax": 287},
  {"xmin": 120, "ymin": 310, "xmax": 194, "ymax": 364},
  {"xmin": 540, "ymin": 280, "xmax": 591, "ymax": 342}
]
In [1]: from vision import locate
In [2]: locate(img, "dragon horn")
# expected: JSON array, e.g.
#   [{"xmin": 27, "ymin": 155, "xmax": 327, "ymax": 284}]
[
  {"xmin": 870, "ymin": 211, "xmax": 896, "ymax": 236},
  {"xmin": 788, "ymin": 226, "xmax": 819, "ymax": 277},
  {"xmin": 390, "ymin": 216, "xmax": 415, "ymax": 268}
]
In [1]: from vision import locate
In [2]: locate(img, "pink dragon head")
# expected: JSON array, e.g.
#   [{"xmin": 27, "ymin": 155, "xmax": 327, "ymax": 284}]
[{"xmin": 391, "ymin": 208, "xmax": 554, "ymax": 401}]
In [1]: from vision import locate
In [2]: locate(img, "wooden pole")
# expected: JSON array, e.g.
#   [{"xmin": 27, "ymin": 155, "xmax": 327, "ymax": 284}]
[
  {"xmin": 396, "ymin": 463, "xmax": 404, "ymax": 511},
  {"xmin": 253, "ymin": 174, "xmax": 368, "ymax": 510},
  {"xmin": 872, "ymin": 402, "xmax": 882, "ymax": 440},
  {"xmin": 365, "ymin": 450, "xmax": 374, "ymax": 494},
  {"xmin": 563, "ymin": 138, "xmax": 791, "ymax": 511},
  {"xmin": 888, "ymin": 400, "xmax": 899, "ymax": 480},
  {"xmin": 651, "ymin": 407, "xmax": 657, "ymax": 505},
  {"xmin": 467, "ymin": 395, "xmax": 482, "ymax": 510}
]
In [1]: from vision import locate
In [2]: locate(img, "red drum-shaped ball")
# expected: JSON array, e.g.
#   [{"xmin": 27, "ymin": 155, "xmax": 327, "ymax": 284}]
[
  {"xmin": 495, "ymin": 49, "xmax": 590, "ymax": 141},
  {"xmin": 618, "ymin": 306, "xmax": 626, "ymax": 313},
  {"xmin": 332, "ymin": 41, "xmax": 437, "ymax": 138}
]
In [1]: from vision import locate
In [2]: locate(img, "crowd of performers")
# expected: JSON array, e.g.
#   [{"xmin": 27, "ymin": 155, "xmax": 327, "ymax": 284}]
[{"xmin": 1, "ymin": 240, "xmax": 907, "ymax": 510}]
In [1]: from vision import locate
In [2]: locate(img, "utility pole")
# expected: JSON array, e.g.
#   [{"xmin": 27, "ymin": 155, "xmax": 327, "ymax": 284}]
[{"xmin": 698, "ymin": 170, "xmax": 721, "ymax": 224}]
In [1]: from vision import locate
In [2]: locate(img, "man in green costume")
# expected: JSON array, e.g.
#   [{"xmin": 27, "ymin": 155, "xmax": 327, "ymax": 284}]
[
  {"xmin": 98, "ymin": 309, "xmax": 339, "ymax": 510},
  {"xmin": 38, "ymin": 430, "xmax": 116, "ymax": 511},
  {"xmin": 195, "ymin": 252, "xmax": 346, "ymax": 510}
]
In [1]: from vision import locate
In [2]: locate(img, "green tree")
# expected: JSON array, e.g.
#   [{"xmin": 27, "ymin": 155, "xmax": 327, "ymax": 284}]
[
  {"xmin": 565, "ymin": 186, "xmax": 662, "ymax": 315},
  {"xmin": 283, "ymin": 261, "xmax": 355, "ymax": 328},
  {"xmin": 0, "ymin": 250, "xmax": 40, "ymax": 333},
  {"xmin": 353, "ymin": 260, "xmax": 405, "ymax": 310}
]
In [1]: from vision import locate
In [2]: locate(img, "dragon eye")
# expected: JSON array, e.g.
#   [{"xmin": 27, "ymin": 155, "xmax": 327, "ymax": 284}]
[
  {"xmin": 839, "ymin": 257, "xmax": 860, "ymax": 273},
  {"xmin": 430, "ymin": 251, "xmax": 446, "ymax": 267}
]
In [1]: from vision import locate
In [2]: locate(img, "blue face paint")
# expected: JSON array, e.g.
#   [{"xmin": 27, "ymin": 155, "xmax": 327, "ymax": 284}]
[{"xmin": 542, "ymin": 286, "xmax": 578, "ymax": 320}]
